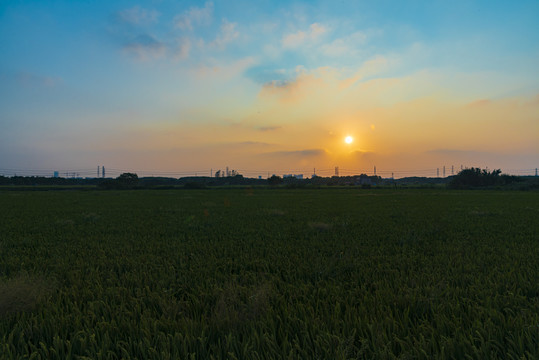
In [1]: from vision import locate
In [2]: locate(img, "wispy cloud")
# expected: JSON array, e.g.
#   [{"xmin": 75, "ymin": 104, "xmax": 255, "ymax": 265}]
[
  {"xmin": 259, "ymin": 67, "xmax": 327, "ymax": 103},
  {"xmin": 257, "ymin": 126, "xmax": 282, "ymax": 132},
  {"xmin": 282, "ymin": 23, "xmax": 328, "ymax": 48},
  {"xmin": 235, "ymin": 141, "xmax": 273, "ymax": 147},
  {"xmin": 465, "ymin": 99, "xmax": 491, "ymax": 108},
  {"xmin": 15, "ymin": 72, "xmax": 62, "ymax": 88},
  {"xmin": 321, "ymin": 31, "xmax": 367, "ymax": 57},
  {"xmin": 174, "ymin": 37, "xmax": 191, "ymax": 60},
  {"xmin": 210, "ymin": 20, "xmax": 239, "ymax": 49},
  {"xmin": 116, "ymin": 6, "xmax": 159, "ymax": 26},
  {"xmin": 194, "ymin": 57, "xmax": 256, "ymax": 80},
  {"xmin": 263, "ymin": 149, "xmax": 327, "ymax": 157},
  {"xmin": 123, "ymin": 34, "xmax": 166, "ymax": 61},
  {"xmin": 174, "ymin": 2, "xmax": 213, "ymax": 31}
]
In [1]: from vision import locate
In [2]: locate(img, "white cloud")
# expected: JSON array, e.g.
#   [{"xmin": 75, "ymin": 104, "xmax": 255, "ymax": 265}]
[
  {"xmin": 309, "ymin": 23, "xmax": 327, "ymax": 38},
  {"xmin": 194, "ymin": 57, "xmax": 256, "ymax": 80},
  {"xmin": 282, "ymin": 23, "xmax": 328, "ymax": 48},
  {"xmin": 15, "ymin": 72, "xmax": 62, "ymax": 88},
  {"xmin": 210, "ymin": 21, "xmax": 239, "ymax": 49},
  {"xmin": 123, "ymin": 34, "xmax": 166, "ymax": 61},
  {"xmin": 174, "ymin": 2, "xmax": 213, "ymax": 31},
  {"xmin": 117, "ymin": 6, "xmax": 159, "ymax": 25},
  {"xmin": 321, "ymin": 31, "xmax": 367, "ymax": 57},
  {"xmin": 174, "ymin": 37, "xmax": 191, "ymax": 60}
]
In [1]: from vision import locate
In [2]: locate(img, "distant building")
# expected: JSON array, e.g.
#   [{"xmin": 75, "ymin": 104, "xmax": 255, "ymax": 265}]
[
  {"xmin": 53, "ymin": 171, "xmax": 59, "ymax": 178},
  {"xmin": 283, "ymin": 174, "xmax": 303, "ymax": 179}
]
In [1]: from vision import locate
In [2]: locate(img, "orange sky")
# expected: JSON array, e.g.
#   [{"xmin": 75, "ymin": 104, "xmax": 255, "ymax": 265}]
[{"xmin": 1, "ymin": 1, "xmax": 538, "ymax": 177}]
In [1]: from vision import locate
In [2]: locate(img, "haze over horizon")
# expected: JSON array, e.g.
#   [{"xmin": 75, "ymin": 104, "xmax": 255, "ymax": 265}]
[{"xmin": 1, "ymin": 0, "xmax": 538, "ymax": 177}]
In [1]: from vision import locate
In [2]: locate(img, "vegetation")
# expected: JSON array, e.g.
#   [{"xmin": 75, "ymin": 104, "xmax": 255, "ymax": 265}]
[
  {"xmin": 267, "ymin": 175, "xmax": 283, "ymax": 186},
  {"xmin": 3, "ymin": 171, "xmax": 537, "ymax": 190},
  {"xmin": 448, "ymin": 168, "xmax": 521, "ymax": 189},
  {"xmin": 98, "ymin": 173, "xmax": 140, "ymax": 190},
  {"xmin": 0, "ymin": 189, "xmax": 538, "ymax": 359}
]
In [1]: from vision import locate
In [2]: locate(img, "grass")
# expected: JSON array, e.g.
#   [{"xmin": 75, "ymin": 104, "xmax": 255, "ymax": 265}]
[
  {"xmin": 0, "ymin": 273, "xmax": 55, "ymax": 318},
  {"xmin": 0, "ymin": 188, "xmax": 537, "ymax": 359}
]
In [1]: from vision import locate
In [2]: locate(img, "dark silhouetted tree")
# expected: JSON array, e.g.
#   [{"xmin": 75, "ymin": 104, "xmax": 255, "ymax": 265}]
[
  {"xmin": 448, "ymin": 168, "xmax": 518, "ymax": 188},
  {"xmin": 268, "ymin": 175, "xmax": 283, "ymax": 186},
  {"xmin": 117, "ymin": 173, "xmax": 139, "ymax": 187}
]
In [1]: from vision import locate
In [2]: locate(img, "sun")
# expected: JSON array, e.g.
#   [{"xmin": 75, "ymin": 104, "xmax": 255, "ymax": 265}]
[{"xmin": 344, "ymin": 136, "xmax": 353, "ymax": 144}]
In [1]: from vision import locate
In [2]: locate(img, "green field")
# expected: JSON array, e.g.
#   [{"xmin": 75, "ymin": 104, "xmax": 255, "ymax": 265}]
[{"xmin": 0, "ymin": 189, "xmax": 538, "ymax": 359}]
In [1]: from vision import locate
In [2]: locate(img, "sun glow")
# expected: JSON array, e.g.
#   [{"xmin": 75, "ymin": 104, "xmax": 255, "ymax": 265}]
[{"xmin": 345, "ymin": 136, "xmax": 353, "ymax": 144}]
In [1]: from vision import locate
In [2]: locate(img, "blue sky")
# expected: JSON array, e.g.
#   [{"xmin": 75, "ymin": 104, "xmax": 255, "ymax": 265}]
[{"xmin": 1, "ymin": 0, "xmax": 538, "ymax": 177}]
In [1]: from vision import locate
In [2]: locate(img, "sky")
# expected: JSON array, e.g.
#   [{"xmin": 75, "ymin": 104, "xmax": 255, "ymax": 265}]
[{"xmin": 1, "ymin": 0, "xmax": 538, "ymax": 178}]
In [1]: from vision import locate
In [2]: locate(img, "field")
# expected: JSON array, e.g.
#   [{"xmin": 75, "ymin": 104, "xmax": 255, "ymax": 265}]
[{"xmin": 0, "ymin": 188, "xmax": 538, "ymax": 359}]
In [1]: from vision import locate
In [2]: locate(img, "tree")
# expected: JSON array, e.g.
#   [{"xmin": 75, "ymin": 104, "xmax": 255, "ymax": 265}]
[
  {"xmin": 448, "ymin": 168, "xmax": 516, "ymax": 189},
  {"xmin": 268, "ymin": 175, "xmax": 283, "ymax": 186},
  {"xmin": 117, "ymin": 173, "xmax": 139, "ymax": 186}
]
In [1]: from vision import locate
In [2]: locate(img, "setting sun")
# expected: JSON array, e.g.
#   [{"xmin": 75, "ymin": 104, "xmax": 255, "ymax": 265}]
[{"xmin": 345, "ymin": 136, "xmax": 353, "ymax": 144}]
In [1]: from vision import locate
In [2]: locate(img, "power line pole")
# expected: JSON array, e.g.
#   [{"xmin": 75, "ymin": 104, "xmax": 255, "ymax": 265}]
[
  {"xmin": 443, "ymin": 166, "xmax": 446, "ymax": 177},
  {"xmin": 335, "ymin": 166, "xmax": 339, "ymax": 177}
]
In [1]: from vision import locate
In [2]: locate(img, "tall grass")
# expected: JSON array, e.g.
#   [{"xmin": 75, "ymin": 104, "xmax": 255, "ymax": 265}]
[{"xmin": 0, "ymin": 189, "xmax": 537, "ymax": 359}]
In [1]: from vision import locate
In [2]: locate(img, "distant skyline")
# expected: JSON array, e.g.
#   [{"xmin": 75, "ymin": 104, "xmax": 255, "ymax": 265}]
[{"xmin": 1, "ymin": 0, "xmax": 538, "ymax": 176}]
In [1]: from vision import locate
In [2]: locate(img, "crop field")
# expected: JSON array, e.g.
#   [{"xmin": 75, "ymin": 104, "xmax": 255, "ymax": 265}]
[{"xmin": 0, "ymin": 188, "xmax": 538, "ymax": 359}]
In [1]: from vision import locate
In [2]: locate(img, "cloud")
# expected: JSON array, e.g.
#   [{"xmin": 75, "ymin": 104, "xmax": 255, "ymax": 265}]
[
  {"xmin": 426, "ymin": 149, "xmax": 487, "ymax": 156},
  {"xmin": 259, "ymin": 67, "xmax": 328, "ymax": 103},
  {"xmin": 321, "ymin": 31, "xmax": 367, "ymax": 57},
  {"xmin": 174, "ymin": 37, "xmax": 191, "ymax": 60},
  {"xmin": 465, "ymin": 99, "xmax": 491, "ymax": 108},
  {"xmin": 282, "ymin": 23, "xmax": 328, "ymax": 48},
  {"xmin": 257, "ymin": 126, "xmax": 282, "ymax": 132},
  {"xmin": 210, "ymin": 20, "xmax": 239, "ymax": 49},
  {"xmin": 263, "ymin": 149, "xmax": 327, "ymax": 157},
  {"xmin": 116, "ymin": 6, "xmax": 159, "ymax": 25},
  {"xmin": 15, "ymin": 72, "xmax": 62, "ymax": 88},
  {"xmin": 235, "ymin": 141, "xmax": 273, "ymax": 147},
  {"xmin": 245, "ymin": 67, "xmax": 289, "ymax": 85},
  {"xmin": 123, "ymin": 34, "xmax": 166, "ymax": 61},
  {"xmin": 194, "ymin": 57, "xmax": 256, "ymax": 80},
  {"xmin": 174, "ymin": 2, "xmax": 213, "ymax": 31},
  {"xmin": 339, "ymin": 56, "xmax": 393, "ymax": 88},
  {"xmin": 422, "ymin": 149, "xmax": 537, "ymax": 171},
  {"xmin": 257, "ymin": 57, "xmax": 401, "ymax": 104}
]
